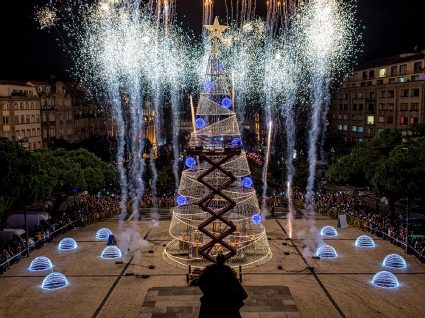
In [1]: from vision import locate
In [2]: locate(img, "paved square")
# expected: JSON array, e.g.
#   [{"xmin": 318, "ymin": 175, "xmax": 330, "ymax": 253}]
[{"xmin": 1, "ymin": 218, "xmax": 424, "ymax": 318}]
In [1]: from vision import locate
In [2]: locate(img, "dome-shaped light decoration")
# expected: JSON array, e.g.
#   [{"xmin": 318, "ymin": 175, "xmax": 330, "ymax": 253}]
[
  {"xmin": 221, "ymin": 97, "xmax": 232, "ymax": 109},
  {"xmin": 251, "ymin": 213, "xmax": 262, "ymax": 225},
  {"xmin": 185, "ymin": 156, "xmax": 196, "ymax": 169},
  {"xmin": 58, "ymin": 238, "xmax": 78, "ymax": 250},
  {"xmin": 96, "ymin": 228, "xmax": 112, "ymax": 240},
  {"xmin": 372, "ymin": 271, "xmax": 399, "ymax": 288},
  {"xmin": 195, "ymin": 118, "xmax": 206, "ymax": 129},
  {"xmin": 176, "ymin": 195, "xmax": 187, "ymax": 206},
  {"xmin": 101, "ymin": 246, "xmax": 122, "ymax": 259},
  {"xmin": 242, "ymin": 176, "xmax": 253, "ymax": 188},
  {"xmin": 320, "ymin": 225, "xmax": 338, "ymax": 237},
  {"xmin": 355, "ymin": 235, "xmax": 375, "ymax": 247},
  {"xmin": 42, "ymin": 272, "xmax": 69, "ymax": 290},
  {"xmin": 29, "ymin": 256, "xmax": 53, "ymax": 271},
  {"xmin": 231, "ymin": 137, "xmax": 242, "ymax": 148},
  {"xmin": 316, "ymin": 244, "xmax": 338, "ymax": 258},
  {"xmin": 203, "ymin": 80, "xmax": 213, "ymax": 92},
  {"xmin": 383, "ymin": 254, "xmax": 407, "ymax": 269}
]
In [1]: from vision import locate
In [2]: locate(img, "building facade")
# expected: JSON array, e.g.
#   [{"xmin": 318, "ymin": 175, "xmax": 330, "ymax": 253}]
[
  {"xmin": 330, "ymin": 51, "xmax": 425, "ymax": 143},
  {"xmin": 0, "ymin": 81, "xmax": 42, "ymax": 150},
  {"xmin": 27, "ymin": 81, "xmax": 75, "ymax": 147}
]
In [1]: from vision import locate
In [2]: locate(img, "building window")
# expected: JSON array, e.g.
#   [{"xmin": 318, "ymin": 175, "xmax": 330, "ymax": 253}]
[
  {"xmin": 357, "ymin": 126, "xmax": 364, "ymax": 133},
  {"xmin": 387, "ymin": 90, "xmax": 395, "ymax": 98},
  {"xmin": 379, "ymin": 103, "xmax": 385, "ymax": 111},
  {"xmin": 367, "ymin": 116, "xmax": 375, "ymax": 125},
  {"xmin": 390, "ymin": 66, "xmax": 397, "ymax": 76},
  {"xmin": 352, "ymin": 93, "xmax": 357, "ymax": 99},
  {"xmin": 362, "ymin": 71, "xmax": 367, "ymax": 79},
  {"xmin": 15, "ymin": 116, "xmax": 19, "ymax": 124},
  {"xmin": 352, "ymin": 126, "xmax": 357, "ymax": 132},
  {"xmin": 400, "ymin": 116, "xmax": 408, "ymax": 125},
  {"xmin": 358, "ymin": 104, "xmax": 364, "ymax": 111},
  {"xmin": 410, "ymin": 103, "xmax": 419, "ymax": 111},
  {"xmin": 411, "ymin": 75, "xmax": 419, "ymax": 81},
  {"xmin": 379, "ymin": 68, "xmax": 386, "ymax": 77},
  {"xmin": 377, "ymin": 79, "xmax": 384, "ymax": 85},
  {"xmin": 378, "ymin": 116, "xmax": 385, "ymax": 123},
  {"xmin": 360, "ymin": 82, "xmax": 366, "ymax": 87},
  {"xmin": 339, "ymin": 104, "xmax": 343, "ymax": 110},
  {"xmin": 411, "ymin": 88, "xmax": 420, "ymax": 97},
  {"xmin": 344, "ymin": 104, "xmax": 348, "ymax": 110},
  {"xmin": 399, "ymin": 64, "xmax": 407, "ymax": 75},
  {"xmin": 31, "ymin": 115, "xmax": 35, "ymax": 123},
  {"xmin": 389, "ymin": 78, "xmax": 396, "ymax": 84},
  {"xmin": 387, "ymin": 103, "xmax": 394, "ymax": 111},
  {"xmin": 401, "ymin": 89, "xmax": 409, "ymax": 97},
  {"xmin": 338, "ymin": 114, "xmax": 342, "ymax": 119},
  {"xmin": 352, "ymin": 104, "xmax": 357, "ymax": 110},
  {"xmin": 386, "ymin": 116, "xmax": 393, "ymax": 124},
  {"xmin": 414, "ymin": 61, "xmax": 422, "ymax": 73},
  {"xmin": 397, "ymin": 77, "xmax": 405, "ymax": 83},
  {"xmin": 343, "ymin": 115, "xmax": 348, "ymax": 120},
  {"xmin": 2, "ymin": 117, "xmax": 9, "ymax": 124},
  {"xmin": 337, "ymin": 125, "xmax": 343, "ymax": 130},
  {"xmin": 26, "ymin": 115, "xmax": 30, "ymax": 123},
  {"xmin": 411, "ymin": 117, "xmax": 418, "ymax": 125},
  {"xmin": 343, "ymin": 125, "xmax": 348, "ymax": 131},
  {"xmin": 368, "ymin": 104, "xmax": 374, "ymax": 112},
  {"xmin": 37, "ymin": 128, "xmax": 40, "ymax": 136},
  {"xmin": 400, "ymin": 103, "xmax": 408, "ymax": 111},
  {"xmin": 379, "ymin": 91, "xmax": 386, "ymax": 98}
]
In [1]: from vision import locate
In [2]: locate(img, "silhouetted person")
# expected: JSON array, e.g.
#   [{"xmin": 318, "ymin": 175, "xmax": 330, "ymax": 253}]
[{"xmin": 198, "ymin": 253, "xmax": 248, "ymax": 318}]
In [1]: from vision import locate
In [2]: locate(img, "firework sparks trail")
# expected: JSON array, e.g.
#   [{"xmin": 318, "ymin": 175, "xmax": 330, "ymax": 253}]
[
  {"xmin": 225, "ymin": 0, "xmax": 256, "ymax": 25},
  {"xmin": 203, "ymin": 0, "xmax": 213, "ymax": 26}
]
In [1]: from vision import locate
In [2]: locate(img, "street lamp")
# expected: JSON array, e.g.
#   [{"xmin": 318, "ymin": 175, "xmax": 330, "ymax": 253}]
[
  {"xmin": 16, "ymin": 137, "xmax": 30, "ymax": 255},
  {"xmin": 401, "ymin": 130, "xmax": 413, "ymax": 253}
]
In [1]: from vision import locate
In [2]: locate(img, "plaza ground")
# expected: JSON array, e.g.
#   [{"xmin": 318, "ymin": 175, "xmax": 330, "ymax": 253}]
[{"xmin": 1, "ymin": 217, "xmax": 425, "ymax": 318}]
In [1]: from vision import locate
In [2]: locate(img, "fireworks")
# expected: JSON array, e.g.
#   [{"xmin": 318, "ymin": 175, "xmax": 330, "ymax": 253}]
[
  {"xmin": 36, "ymin": 7, "xmax": 57, "ymax": 30},
  {"xmin": 36, "ymin": 0, "xmax": 360, "ymax": 256}
]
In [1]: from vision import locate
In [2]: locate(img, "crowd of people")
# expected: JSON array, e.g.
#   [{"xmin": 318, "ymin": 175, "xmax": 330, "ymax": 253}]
[{"xmin": 309, "ymin": 189, "xmax": 425, "ymax": 262}]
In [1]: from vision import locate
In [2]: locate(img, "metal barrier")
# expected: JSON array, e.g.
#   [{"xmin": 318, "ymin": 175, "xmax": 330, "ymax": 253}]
[{"xmin": 0, "ymin": 220, "xmax": 78, "ymax": 269}]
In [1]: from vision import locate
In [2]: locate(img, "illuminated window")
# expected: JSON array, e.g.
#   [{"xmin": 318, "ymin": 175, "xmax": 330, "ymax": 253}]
[
  {"xmin": 378, "ymin": 116, "xmax": 385, "ymax": 123},
  {"xmin": 411, "ymin": 75, "xmax": 419, "ymax": 81},
  {"xmin": 337, "ymin": 125, "xmax": 343, "ymax": 130},
  {"xmin": 400, "ymin": 116, "xmax": 408, "ymax": 125},
  {"xmin": 397, "ymin": 77, "xmax": 405, "ymax": 83},
  {"xmin": 367, "ymin": 116, "xmax": 375, "ymax": 125},
  {"xmin": 351, "ymin": 126, "xmax": 357, "ymax": 132},
  {"xmin": 343, "ymin": 125, "xmax": 348, "ymax": 131},
  {"xmin": 379, "ymin": 68, "xmax": 386, "ymax": 77}
]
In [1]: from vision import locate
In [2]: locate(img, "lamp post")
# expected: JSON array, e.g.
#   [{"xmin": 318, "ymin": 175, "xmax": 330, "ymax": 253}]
[
  {"xmin": 401, "ymin": 130, "xmax": 413, "ymax": 253},
  {"xmin": 17, "ymin": 137, "xmax": 30, "ymax": 256}
]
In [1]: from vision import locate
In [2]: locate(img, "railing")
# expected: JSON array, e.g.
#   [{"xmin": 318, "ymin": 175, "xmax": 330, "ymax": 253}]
[{"xmin": 0, "ymin": 219, "xmax": 79, "ymax": 270}]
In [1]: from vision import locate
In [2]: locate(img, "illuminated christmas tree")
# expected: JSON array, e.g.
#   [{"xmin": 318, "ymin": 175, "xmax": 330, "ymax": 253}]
[{"xmin": 163, "ymin": 17, "xmax": 272, "ymax": 268}]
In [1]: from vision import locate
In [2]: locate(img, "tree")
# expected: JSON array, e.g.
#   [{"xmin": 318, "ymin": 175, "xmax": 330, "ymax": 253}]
[{"xmin": 372, "ymin": 137, "xmax": 425, "ymax": 215}]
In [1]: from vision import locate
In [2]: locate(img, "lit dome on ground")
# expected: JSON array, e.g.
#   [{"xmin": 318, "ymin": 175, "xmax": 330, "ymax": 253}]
[
  {"xmin": 372, "ymin": 271, "xmax": 399, "ymax": 288},
  {"xmin": 355, "ymin": 235, "xmax": 375, "ymax": 247},
  {"xmin": 29, "ymin": 256, "xmax": 53, "ymax": 271},
  {"xmin": 101, "ymin": 246, "xmax": 122, "ymax": 259},
  {"xmin": 58, "ymin": 238, "xmax": 78, "ymax": 250},
  {"xmin": 320, "ymin": 226, "xmax": 338, "ymax": 237},
  {"xmin": 42, "ymin": 272, "xmax": 69, "ymax": 290},
  {"xmin": 316, "ymin": 244, "xmax": 338, "ymax": 258},
  {"xmin": 383, "ymin": 254, "xmax": 407, "ymax": 269},
  {"xmin": 96, "ymin": 228, "xmax": 112, "ymax": 240}
]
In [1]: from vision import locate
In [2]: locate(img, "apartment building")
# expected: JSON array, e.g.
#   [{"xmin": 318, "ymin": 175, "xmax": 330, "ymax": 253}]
[
  {"xmin": 0, "ymin": 81, "xmax": 42, "ymax": 150},
  {"xmin": 330, "ymin": 51, "xmax": 425, "ymax": 143},
  {"xmin": 27, "ymin": 81, "xmax": 74, "ymax": 147}
]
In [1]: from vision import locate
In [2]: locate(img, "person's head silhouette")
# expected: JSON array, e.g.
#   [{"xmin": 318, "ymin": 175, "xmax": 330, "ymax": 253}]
[{"xmin": 216, "ymin": 252, "xmax": 226, "ymax": 266}]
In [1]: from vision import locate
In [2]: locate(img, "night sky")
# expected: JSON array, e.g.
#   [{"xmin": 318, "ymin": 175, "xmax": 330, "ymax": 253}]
[{"xmin": 0, "ymin": 0, "xmax": 423, "ymax": 81}]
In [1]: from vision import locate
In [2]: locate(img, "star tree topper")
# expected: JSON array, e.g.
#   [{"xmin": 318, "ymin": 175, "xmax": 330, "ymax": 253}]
[{"xmin": 203, "ymin": 17, "xmax": 229, "ymax": 41}]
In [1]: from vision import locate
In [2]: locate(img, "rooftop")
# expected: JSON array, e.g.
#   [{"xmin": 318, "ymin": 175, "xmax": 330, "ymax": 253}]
[{"xmin": 355, "ymin": 51, "xmax": 425, "ymax": 71}]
